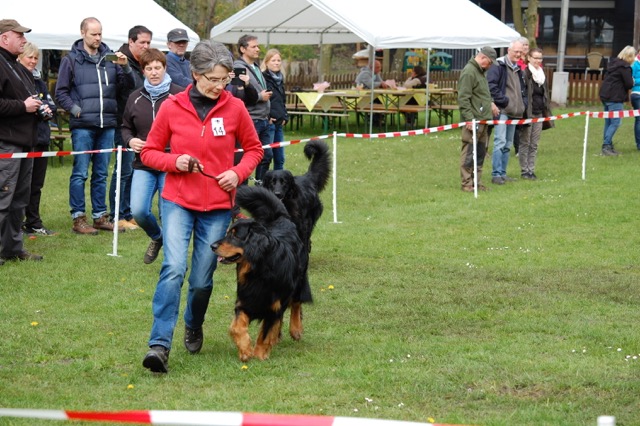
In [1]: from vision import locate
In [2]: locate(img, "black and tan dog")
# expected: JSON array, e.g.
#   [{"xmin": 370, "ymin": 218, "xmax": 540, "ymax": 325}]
[
  {"xmin": 261, "ymin": 139, "xmax": 331, "ymax": 253},
  {"xmin": 211, "ymin": 186, "xmax": 311, "ymax": 361}
]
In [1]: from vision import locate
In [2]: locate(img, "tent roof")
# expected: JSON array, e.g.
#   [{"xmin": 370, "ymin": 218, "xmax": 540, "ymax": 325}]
[
  {"xmin": 3, "ymin": 0, "xmax": 199, "ymax": 51},
  {"xmin": 210, "ymin": 0, "xmax": 520, "ymax": 49}
]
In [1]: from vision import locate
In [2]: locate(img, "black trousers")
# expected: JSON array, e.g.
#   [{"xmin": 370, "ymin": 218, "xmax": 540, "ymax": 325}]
[{"xmin": 24, "ymin": 145, "xmax": 48, "ymax": 230}]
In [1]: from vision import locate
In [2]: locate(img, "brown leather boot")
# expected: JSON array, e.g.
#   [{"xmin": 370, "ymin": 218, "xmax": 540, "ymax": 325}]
[
  {"xmin": 73, "ymin": 215, "xmax": 98, "ymax": 235},
  {"xmin": 93, "ymin": 214, "xmax": 125, "ymax": 232}
]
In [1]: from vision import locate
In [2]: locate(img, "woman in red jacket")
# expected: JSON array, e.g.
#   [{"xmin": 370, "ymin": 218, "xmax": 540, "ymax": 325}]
[{"xmin": 140, "ymin": 40, "xmax": 263, "ymax": 373}]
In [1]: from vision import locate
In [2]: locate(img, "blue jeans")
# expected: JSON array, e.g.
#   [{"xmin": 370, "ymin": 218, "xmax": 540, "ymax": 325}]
[
  {"xmin": 108, "ymin": 128, "xmax": 134, "ymax": 221},
  {"xmin": 253, "ymin": 119, "xmax": 273, "ymax": 181},
  {"xmin": 631, "ymin": 94, "xmax": 640, "ymax": 149},
  {"xmin": 268, "ymin": 123, "xmax": 285, "ymax": 170},
  {"xmin": 602, "ymin": 102, "xmax": 623, "ymax": 147},
  {"xmin": 130, "ymin": 169, "xmax": 165, "ymax": 240},
  {"xmin": 491, "ymin": 113, "xmax": 516, "ymax": 177},
  {"xmin": 69, "ymin": 127, "xmax": 114, "ymax": 219},
  {"xmin": 148, "ymin": 199, "xmax": 231, "ymax": 350}
]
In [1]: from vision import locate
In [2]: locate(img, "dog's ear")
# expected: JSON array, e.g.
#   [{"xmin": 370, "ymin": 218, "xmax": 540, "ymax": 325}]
[
  {"xmin": 285, "ymin": 173, "xmax": 299, "ymax": 198},
  {"xmin": 261, "ymin": 172, "xmax": 273, "ymax": 189}
]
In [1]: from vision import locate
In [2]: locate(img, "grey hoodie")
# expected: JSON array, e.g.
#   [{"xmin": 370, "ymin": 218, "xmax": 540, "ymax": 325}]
[{"xmin": 233, "ymin": 57, "xmax": 270, "ymax": 120}]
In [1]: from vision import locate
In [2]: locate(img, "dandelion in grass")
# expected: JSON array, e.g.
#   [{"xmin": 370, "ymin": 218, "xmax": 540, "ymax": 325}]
[
  {"xmin": 127, "ymin": 384, "xmax": 134, "ymax": 390},
  {"xmin": 241, "ymin": 365, "xmax": 248, "ymax": 370},
  {"xmin": 328, "ymin": 285, "xmax": 334, "ymax": 290},
  {"xmin": 428, "ymin": 418, "xmax": 435, "ymax": 423},
  {"xmin": 30, "ymin": 321, "xmax": 38, "ymax": 327}
]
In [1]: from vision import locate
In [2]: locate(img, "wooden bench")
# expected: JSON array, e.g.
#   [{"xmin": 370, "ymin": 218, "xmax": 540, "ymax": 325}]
[
  {"xmin": 431, "ymin": 104, "xmax": 458, "ymax": 125},
  {"xmin": 288, "ymin": 110, "xmax": 350, "ymax": 132}
]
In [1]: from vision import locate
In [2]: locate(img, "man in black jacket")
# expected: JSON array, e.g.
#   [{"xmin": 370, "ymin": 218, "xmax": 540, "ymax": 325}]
[{"xmin": 0, "ymin": 19, "xmax": 47, "ymax": 264}]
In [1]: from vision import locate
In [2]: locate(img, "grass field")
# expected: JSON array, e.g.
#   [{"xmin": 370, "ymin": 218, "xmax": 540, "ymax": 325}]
[{"xmin": 0, "ymin": 108, "xmax": 639, "ymax": 426}]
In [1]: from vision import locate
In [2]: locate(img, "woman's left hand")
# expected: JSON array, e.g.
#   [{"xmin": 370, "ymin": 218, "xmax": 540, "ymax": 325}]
[{"xmin": 216, "ymin": 170, "xmax": 239, "ymax": 192}]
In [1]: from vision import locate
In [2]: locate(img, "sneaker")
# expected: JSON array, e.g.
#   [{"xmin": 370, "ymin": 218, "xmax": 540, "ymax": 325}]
[
  {"xmin": 529, "ymin": 172, "xmax": 538, "ymax": 180},
  {"xmin": 184, "ymin": 326, "xmax": 203, "ymax": 354},
  {"xmin": 144, "ymin": 237, "xmax": 163, "ymax": 264},
  {"xmin": 491, "ymin": 176, "xmax": 505, "ymax": 185},
  {"xmin": 601, "ymin": 145, "xmax": 619, "ymax": 156},
  {"xmin": 142, "ymin": 345, "xmax": 169, "ymax": 373},
  {"xmin": 73, "ymin": 215, "xmax": 98, "ymax": 235},
  {"xmin": 93, "ymin": 214, "xmax": 125, "ymax": 232},
  {"xmin": 118, "ymin": 219, "xmax": 139, "ymax": 231},
  {"xmin": 4, "ymin": 250, "xmax": 43, "ymax": 261},
  {"xmin": 24, "ymin": 226, "xmax": 57, "ymax": 237},
  {"xmin": 503, "ymin": 176, "xmax": 518, "ymax": 182}
]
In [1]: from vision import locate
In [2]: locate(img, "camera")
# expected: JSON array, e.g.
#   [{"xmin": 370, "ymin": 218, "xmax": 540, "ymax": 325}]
[{"xmin": 34, "ymin": 96, "xmax": 53, "ymax": 121}]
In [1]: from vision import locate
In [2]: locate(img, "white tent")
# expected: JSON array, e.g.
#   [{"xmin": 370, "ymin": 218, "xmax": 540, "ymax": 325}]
[
  {"xmin": 3, "ymin": 0, "xmax": 200, "ymax": 51},
  {"xmin": 209, "ymin": 0, "xmax": 519, "ymax": 49}
]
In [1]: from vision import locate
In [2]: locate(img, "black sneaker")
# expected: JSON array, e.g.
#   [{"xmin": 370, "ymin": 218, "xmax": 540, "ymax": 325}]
[
  {"xmin": 143, "ymin": 237, "xmax": 163, "ymax": 264},
  {"xmin": 184, "ymin": 326, "xmax": 203, "ymax": 354},
  {"xmin": 4, "ymin": 250, "xmax": 43, "ymax": 261},
  {"xmin": 142, "ymin": 345, "xmax": 169, "ymax": 373},
  {"xmin": 491, "ymin": 176, "xmax": 505, "ymax": 185},
  {"xmin": 24, "ymin": 226, "xmax": 58, "ymax": 237}
]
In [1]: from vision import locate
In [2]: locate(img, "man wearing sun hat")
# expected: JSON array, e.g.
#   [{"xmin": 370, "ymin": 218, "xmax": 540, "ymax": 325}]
[
  {"xmin": 457, "ymin": 46, "xmax": 500, "ymax": 193},
  {"xmin": 0, "ymin": 19, "xmax": 47, "ymax": 264},
  {"xmin": 166, "ymin": 28, "xmax": 191, "ymax": 88}
]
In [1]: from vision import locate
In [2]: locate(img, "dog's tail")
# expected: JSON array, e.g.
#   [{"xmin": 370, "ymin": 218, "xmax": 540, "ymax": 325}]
[
  {"xmin": 303, "ymin": 139, "xmax": 331, "ymax": 193},
  {"xmin": 235, "ymin": 185, "xmax": 289, "ymax": 223}
]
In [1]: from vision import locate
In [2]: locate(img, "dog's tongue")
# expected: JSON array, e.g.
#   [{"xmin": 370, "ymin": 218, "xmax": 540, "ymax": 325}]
[{"xmin": 217, "ymin": 256, "xmax": 224, "ymax": 263}]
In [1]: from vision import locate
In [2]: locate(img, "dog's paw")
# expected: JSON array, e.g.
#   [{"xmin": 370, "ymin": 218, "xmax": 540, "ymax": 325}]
[
  {"xmin": 253, "ymin": 345, "xmax": 271, "ymax": 360},
  {"xmin": 239, "ymin": 349, "xmax": 253, "ymax": 362}
]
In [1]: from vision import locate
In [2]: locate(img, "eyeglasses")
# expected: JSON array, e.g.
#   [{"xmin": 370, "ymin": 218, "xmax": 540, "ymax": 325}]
[{"xmin": 201, "ymin": 74, "xmax": 231, "ymax": 86}]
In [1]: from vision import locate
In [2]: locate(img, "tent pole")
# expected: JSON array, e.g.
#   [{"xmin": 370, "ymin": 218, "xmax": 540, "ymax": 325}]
[
  {"xmin": 424, "ymin": 48, "xmax": 431, "ymax": 128},
  {"xmin": 368, "ymin": 45, "xmax": 375, "ymax": 136}
]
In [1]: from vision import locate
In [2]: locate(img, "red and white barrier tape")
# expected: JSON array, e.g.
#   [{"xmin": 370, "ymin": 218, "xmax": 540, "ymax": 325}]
[
  {"xmin": 0, "ymin": 408, "xmax": 464, "ymax": 426},
  {"xmin": 1, "ymin": 109, "xmax": 637, "ymax": 160}
]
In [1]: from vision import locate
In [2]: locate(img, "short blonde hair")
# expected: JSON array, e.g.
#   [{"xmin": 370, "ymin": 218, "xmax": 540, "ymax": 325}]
[
  {"xmin": 618, "ymin": 45, "xmax": 637, "ymax": 64},
  {"xmin": 19, "ymin": 42, "xmax": 39, "ymax": 59}
]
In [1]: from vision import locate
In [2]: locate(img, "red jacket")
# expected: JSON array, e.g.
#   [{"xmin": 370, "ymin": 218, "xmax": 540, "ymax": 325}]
[{"xmin": 141, "ymin": 86, "xmax": 263, "ymax": 211}]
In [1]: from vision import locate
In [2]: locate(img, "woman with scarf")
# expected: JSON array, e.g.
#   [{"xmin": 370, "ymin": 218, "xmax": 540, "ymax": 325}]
[
  {"xmin": 262, "ymin": 48, "xmax": 288, "ymax": 171},
  {"xmin": 18, "ymin": 42, "xmax": 57, "ymax": 236},
  {"xmin": 519, "ymin": 47, "xmax": 552, "ymax": 180},
  {"xmin": 121, "ymin": 48, "xmax": 183, "ymax": 264}
]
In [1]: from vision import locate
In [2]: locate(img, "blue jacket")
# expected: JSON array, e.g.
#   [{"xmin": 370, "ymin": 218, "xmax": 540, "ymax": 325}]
[
  {"xmin": 631, "ymin": 57, "xmax": 640, "ymax": 95},
  {"xmin": 166, "ymin": 51, "xmax": 192, "ymax": 88},
  {"xmin": 55, "ymin": 39, "xmax": 133, "ymax": 129}
]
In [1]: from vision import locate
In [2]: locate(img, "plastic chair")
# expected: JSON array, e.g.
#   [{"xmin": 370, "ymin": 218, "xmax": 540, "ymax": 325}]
[{"xmin": 585, "ymin": 52, "xmax": 604, "ymax": 78}]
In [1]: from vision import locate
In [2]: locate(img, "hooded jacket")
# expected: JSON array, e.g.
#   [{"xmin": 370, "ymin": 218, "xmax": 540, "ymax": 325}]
[
  {"xmin": 54, "ymin": 39, "xmax": 134, "ymax": 129},
  {"xmin": 599, "ymin": 57, "xmax": 634, "ymax": 103},
  {"xmin": 0, "ymin": 47, "xmax": 38, "ymax": 149},
  {"xmin": 233, "ymin": 57, "xmax": 270, "ymax": 121},
  {"xmin": 140, "ymin": 86, "xmax": 263, "ymax": 212}
]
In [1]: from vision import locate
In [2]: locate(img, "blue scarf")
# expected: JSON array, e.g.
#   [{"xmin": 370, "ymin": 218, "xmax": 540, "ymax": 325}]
[{"xmin": 144, "ymin": 73, "xmax": 172, "ymax": 100}]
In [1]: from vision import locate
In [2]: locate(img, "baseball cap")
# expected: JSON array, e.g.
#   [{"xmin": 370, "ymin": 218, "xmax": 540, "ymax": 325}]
[
  {"xmin": 0, "ymin": 19, "xmax": 32, "ymax": 35},
  {"xmin": 479, "ymin": 46, "xmax": 497, "ymax": 63},
  {"xmin": 167, "ymin": 28, "xmax": 189, "ymax": 43}
]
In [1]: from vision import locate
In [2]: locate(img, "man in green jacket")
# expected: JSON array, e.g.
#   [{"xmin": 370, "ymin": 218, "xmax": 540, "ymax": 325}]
[{"xmin": 457, "ymin": 46, "xmax": 500, "ymax": 192}]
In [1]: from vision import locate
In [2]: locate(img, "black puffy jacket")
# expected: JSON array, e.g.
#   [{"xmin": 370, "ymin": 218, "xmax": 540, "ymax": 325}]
[{"xmin": 599, "ymin": 57, "xmax": 634, "ymax": 103}]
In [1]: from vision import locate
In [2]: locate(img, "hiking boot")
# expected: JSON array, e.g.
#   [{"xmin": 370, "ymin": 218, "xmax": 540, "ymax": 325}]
[
  {"xmin": 461, "ymin": 185, "xmax": 474, "ymax": 192},
  {"xmin": 477, "ymin": 184, "xmax": 489, "ymax": 191},
  {"xmin": 491, "ymin": 176, "xmax": 505, "ymax": 185},
  {"xmin": 93, "ymin": 214, "xmax": 125, "ymax": 232},
  {"xmin": 184, "ymin": 326, "xmax": 203, "ymax": 354},
  {"xmin": 118, "ymin": 219, "xmax": 139, "ymax": 231},
  {"xmin": 4, "ymin": 250, "xmax": 43, "ymax": 261},
  {"xmin": 602, "ymin": 145, "xmax": 619, "ymax": 156},
  {"xmin": 142, "ymin": 345, "xmax": 169, "ymax": 373},
  {"xmin": 144, "ymin": 237, "xmax": 163, "ymax": 264},
  {"xmin": 24, "ymin": 226, "xmax": 57, "ymax": 237},
  {"xmin": 73, "ymin": 215, "xmax": 98, "ymax": 235}
]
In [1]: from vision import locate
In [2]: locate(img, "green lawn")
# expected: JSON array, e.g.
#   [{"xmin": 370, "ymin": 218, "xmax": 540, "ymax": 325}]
[{"xmin": 0, "ymin": 107, "xmax": 639, "ymax": 426}]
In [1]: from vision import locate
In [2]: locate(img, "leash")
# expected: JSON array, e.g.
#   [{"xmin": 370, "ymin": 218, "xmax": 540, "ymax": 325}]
[{"xmin": 187, "ymin": 156, "xmax": 220, "ymax": 181}]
